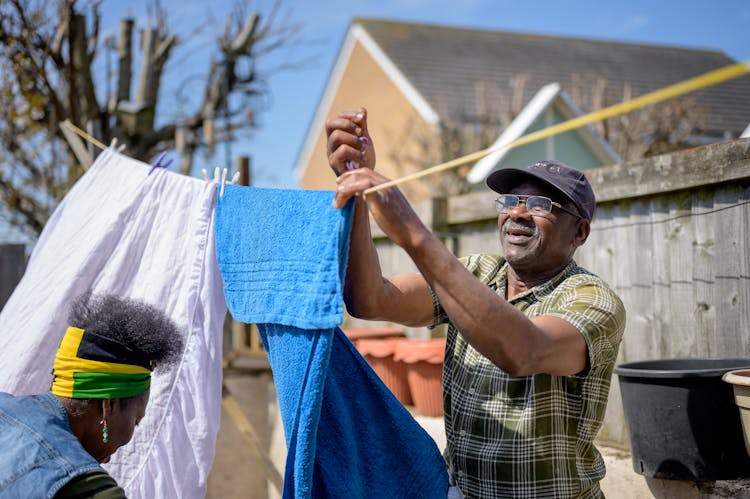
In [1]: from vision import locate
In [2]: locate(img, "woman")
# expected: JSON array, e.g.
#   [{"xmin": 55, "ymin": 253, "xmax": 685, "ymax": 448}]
[{"xmin": 0, "ymin": 293, "xmax": 183, "ymax": 498}]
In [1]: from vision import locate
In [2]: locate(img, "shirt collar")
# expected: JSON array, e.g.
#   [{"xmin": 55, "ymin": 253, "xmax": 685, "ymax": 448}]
[{"xmin": 496, "ymin": 260, "xmax": 578, "ymax": 302}]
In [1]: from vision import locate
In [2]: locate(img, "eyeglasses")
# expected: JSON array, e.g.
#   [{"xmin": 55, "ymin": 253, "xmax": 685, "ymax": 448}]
[{"xmin": 495, "ymin": 194, "xmax": 582, "ymax": 219}]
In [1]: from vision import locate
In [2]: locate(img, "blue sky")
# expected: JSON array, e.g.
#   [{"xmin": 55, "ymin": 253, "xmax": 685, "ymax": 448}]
[{"xmin": 95, "ymin": 0, "xmax": 750, "ymax": 188}]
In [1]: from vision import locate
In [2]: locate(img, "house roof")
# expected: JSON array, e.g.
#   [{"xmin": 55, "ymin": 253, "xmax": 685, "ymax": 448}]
[{"xmin": 354, "ymin": 18, "xmax": 750, "ymax": 136}]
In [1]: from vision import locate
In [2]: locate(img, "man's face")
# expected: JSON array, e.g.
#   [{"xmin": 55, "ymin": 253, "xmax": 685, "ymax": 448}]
[{"xmin": 497, "ymin": 181, "xmax": 584, "ymax": 275}]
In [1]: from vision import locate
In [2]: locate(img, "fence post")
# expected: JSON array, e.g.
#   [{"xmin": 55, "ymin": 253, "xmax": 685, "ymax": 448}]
[
  {"xmin": 0, "ymin": 244, "xmax": 26, "ymax": 311},
  {"xmin": 431, "ymin": 195, "xmax": 458, "ymax": 254}
]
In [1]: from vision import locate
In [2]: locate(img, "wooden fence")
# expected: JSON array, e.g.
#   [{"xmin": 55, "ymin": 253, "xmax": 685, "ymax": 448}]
[{"xmin": 359, "ymin": 137, "xmax": 750, "ymax": 449}]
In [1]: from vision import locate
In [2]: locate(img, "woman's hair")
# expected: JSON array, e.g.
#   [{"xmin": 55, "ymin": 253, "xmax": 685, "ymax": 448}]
[{"xmin": 68, "ymin": 293, "xmax": 184, "ymax": 370}]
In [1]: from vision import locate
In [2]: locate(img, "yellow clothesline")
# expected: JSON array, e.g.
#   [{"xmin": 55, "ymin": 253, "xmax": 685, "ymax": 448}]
[
  {"xmin": 60, "ymin": 120, "xmax": 108, "ymax": 151},
  {"xmin": 363, "ymin": 59, "xmax": 750, "ymax": 195}
]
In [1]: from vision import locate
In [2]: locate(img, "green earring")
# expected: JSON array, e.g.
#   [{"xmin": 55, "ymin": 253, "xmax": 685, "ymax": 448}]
[{"xmin": 100, "ymin": 418, "xmax": 109, "ymax": 444}]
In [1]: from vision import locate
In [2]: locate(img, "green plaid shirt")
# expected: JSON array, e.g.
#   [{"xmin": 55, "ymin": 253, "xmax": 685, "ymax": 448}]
[{"xmin": 432, "ymin": 255, "xmax": 626, "ymax": 499}]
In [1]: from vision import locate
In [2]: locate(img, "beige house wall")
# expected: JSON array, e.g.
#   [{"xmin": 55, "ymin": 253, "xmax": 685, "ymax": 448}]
[{"xmin": 299, "ymin": 42, "xmax": 437, "ymax": 202}]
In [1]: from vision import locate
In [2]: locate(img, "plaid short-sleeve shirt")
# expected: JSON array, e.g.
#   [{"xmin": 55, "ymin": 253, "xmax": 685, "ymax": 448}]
[{"xmin": 433, "ymin": 255, "xmax": 626, "ymax": 499}]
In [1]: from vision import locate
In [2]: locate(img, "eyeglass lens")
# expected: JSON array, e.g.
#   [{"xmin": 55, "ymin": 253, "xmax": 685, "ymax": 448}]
[{"xmin": 496, "ymin": 195, "xmax": 552, "ymax": 213}]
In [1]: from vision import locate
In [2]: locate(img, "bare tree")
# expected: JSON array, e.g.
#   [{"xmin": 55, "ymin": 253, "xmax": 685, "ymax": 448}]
[
  {"xmin": 568, "ymin": 72, "xmax": 708, "ymax": 162},
  {"xmin": 0, "ymin": 0, "xmax": 301, "ymax": 236}
]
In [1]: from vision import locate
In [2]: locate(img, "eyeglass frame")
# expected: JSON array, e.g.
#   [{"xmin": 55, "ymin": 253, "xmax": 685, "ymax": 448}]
[{"xmin": 495, "ymin": 194, "xmax": 582, "ymax": 220}]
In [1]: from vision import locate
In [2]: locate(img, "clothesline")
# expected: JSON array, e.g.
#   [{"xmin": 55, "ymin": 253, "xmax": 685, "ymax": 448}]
[{"xmin": 60, "ymin": 120, "xmax": 108, "ymax": 150}]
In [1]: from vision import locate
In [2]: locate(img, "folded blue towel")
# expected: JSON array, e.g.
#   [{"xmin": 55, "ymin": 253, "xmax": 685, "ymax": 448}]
[
  {"xmin": 215, "ymin": 186, "xmax": 352, "ymax": 330},
  {"xmin": 215, "ymin": 186, "xmax": 448, "ymax": 499}
]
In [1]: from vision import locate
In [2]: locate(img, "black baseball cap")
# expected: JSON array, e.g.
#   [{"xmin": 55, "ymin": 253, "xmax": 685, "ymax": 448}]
[{"xmin": 486, "ymin": 160, "xmax": 596, "ymax": 221}]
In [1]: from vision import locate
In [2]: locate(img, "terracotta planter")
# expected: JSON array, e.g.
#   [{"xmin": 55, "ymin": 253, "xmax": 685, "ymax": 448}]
[
  {"xmin": 394, "ymin": 339, "xmax": 446, "ymax": 417},
  {"xmin": 355, "ymin": 337, "xmax": 412, "ymax": 405},
  {"xmin": 343, "ymin": 326, "xmax": 405, "ymax": 342},
  {"xmin": 723, "ymin": 369, "xmax": 750, "ymax": 458}
]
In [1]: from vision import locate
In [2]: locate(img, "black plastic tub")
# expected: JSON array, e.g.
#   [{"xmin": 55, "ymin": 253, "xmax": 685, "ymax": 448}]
[{"xmin": 614, "ymin": 358, "xmax": 750, "ymax": 480}]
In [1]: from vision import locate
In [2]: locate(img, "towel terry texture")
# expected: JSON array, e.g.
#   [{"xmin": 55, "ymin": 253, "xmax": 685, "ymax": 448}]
[
  {"xmin": 0, "ymin": 148, "xmax": 227, "ymax": 498},
  {"xmin": 215, "ymin": 185, "xmax": 449, "ymax": 499}
]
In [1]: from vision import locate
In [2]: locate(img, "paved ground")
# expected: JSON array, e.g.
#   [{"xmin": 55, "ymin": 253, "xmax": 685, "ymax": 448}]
[{"xmin": 207, "ymin": 370, "xmax": 750, "ymax": 499}]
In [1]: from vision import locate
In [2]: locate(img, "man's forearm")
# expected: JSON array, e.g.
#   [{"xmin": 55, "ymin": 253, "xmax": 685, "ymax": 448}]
[
  {"xmin": 343, "ymin": 197, "xmax": 388, "ymax": 318},
  {"xmin": 403, "ymin": 233, "xmax": 547, "ymax": 374}
]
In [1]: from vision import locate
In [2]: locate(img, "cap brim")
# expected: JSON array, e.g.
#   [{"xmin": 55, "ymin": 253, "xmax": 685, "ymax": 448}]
[
  {"xmin": 487, "ymin": 168, "xmax": 530, "ymax": 194},
  {"xmin": 486, "ymin": 167, "xmax": 566, "ymax": 198}
]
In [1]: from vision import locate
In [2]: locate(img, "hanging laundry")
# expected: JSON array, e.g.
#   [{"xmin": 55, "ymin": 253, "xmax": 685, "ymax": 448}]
[
  {"xmin": 215, "ymin": 185, "xmax": 449, "ymax": 499},
  {"xmin": 0, "ymin": 148, "xmax": 227, "ymax": 499}
]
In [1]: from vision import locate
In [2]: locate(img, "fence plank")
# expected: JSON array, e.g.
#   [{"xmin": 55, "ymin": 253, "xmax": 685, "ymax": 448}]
[
  {"xmin": 692, "ymin": 188, "xmax": 717, "ymax": 356},
  {"xmin": 590, "ymin": 202, "xmax": 629, "ymax": 446},
  {"xmin": 625, "ymin": 198, "xmax": 658, "ymax": 361},
  {"xmin": 650, "ymin": 196, "xmax": 673, "ymax": 358},
  {"xmin": 713, "ymin": 185, "xmax": 744, "ymax": 356},
  {"xmin": 740, "ymin": 184, "xmax": 750, "ymax": 354},
  {"xmin": 666, "ymin": 191, "xmax": 697, "ymax": 357}
]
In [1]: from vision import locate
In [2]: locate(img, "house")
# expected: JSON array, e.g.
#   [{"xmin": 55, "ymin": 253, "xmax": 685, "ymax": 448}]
[{"xmin": 295, "ymin": 18, "xmax": 750, "ymax": 199}]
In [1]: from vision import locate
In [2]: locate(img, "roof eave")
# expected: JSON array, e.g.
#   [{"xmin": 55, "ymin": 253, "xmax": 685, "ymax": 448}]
[
  {"xmin": 293, "ymin": 22, "xmax": 440, "ymax": 182},
  {"xmin": 467, "ymin": 83, "xmax": 621, "ymax": 184}
]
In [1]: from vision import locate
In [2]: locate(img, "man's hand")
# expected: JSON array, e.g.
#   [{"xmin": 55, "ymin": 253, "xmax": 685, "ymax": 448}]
[
  {"xmin": 326, "ymin": 107, "xmax": 428, "ymax": 248},
  {"xmin": 335, "ymin": 168, "xmax": 430, "ymax": 250},
  {"xmin": 326, "ymin": 108, "xmax": 376, "ymax": 176}
]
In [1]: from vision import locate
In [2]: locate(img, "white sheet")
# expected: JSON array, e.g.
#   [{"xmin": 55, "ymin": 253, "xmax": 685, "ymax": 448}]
[{"xmin": 0, "ymin": 148, "xmax": 226, "ymax": 498}]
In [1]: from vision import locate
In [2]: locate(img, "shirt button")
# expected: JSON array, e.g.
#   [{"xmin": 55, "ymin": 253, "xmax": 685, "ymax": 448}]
[
  {"xmin": 458, "ymin": 471, "xmax": 464, "ymax": 477},
  {"xmin": 459, "ymin": 430, "xmax": 466, "ymax": 437},
  {"xmin": 468, "ymin": 388, "xmax": 475, "ymax": 394}
]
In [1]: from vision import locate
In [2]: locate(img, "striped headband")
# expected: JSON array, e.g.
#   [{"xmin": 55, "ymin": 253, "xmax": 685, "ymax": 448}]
[{"xmin": 51, "ymin": 326, "xmax": 152, "ymax": 399}]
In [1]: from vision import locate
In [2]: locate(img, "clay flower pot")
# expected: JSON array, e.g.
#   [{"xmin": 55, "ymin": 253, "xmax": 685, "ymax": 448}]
[
  {"xmin": 342, "ymin": 326, "xmax": 405, "ymax": 343},
  {"xmin": 394, "ymin": 339, "xmax": 446, "ymax": 417},
  {"xmin": 723, "ymin": 369, "xmax": 750, "ymax": 458},
  {"xmin": 355, "ymin": 337, "xmax": 412, "ymax": 406}
]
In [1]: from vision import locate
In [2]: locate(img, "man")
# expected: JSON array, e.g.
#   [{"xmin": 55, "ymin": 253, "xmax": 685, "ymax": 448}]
[{"xmin": 326, "ymin": 108, "xmax": 626, "ymax": 498}]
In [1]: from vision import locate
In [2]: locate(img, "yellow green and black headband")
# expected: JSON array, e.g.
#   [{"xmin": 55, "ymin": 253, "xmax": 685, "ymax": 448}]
[{"xmin": 51, "ymin": 326, "xmax": 152, "ymax": 399}]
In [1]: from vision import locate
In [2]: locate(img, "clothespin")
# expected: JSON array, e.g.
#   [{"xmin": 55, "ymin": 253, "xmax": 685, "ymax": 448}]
[
  {"xmin": 345, "ymin": 136, "xmax": 369, "ymax": 170},
  {"xmin": 201, "ymin": 167, "xmax": 232, "ymax": 198},
  {"xmin": 148, "ymin": 152, "xmax": 174, "ymax": 176},
  {"xmin": 219, "ymin": 168, "xmax": 228, "ymax": 198},
  {"xmin": 110, "ymin": 137, "xmax": 127, "ymax": 154}
]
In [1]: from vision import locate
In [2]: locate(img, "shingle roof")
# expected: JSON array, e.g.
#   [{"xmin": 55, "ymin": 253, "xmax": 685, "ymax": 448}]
[{"xmin": 355, "ymin": 18, "xmax": 750, "ymax": 136}]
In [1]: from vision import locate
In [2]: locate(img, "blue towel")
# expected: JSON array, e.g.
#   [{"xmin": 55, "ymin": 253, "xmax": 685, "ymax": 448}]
[{"xmin": 215, "ymin": 186, "xmax": 449, "ymax": 499}]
